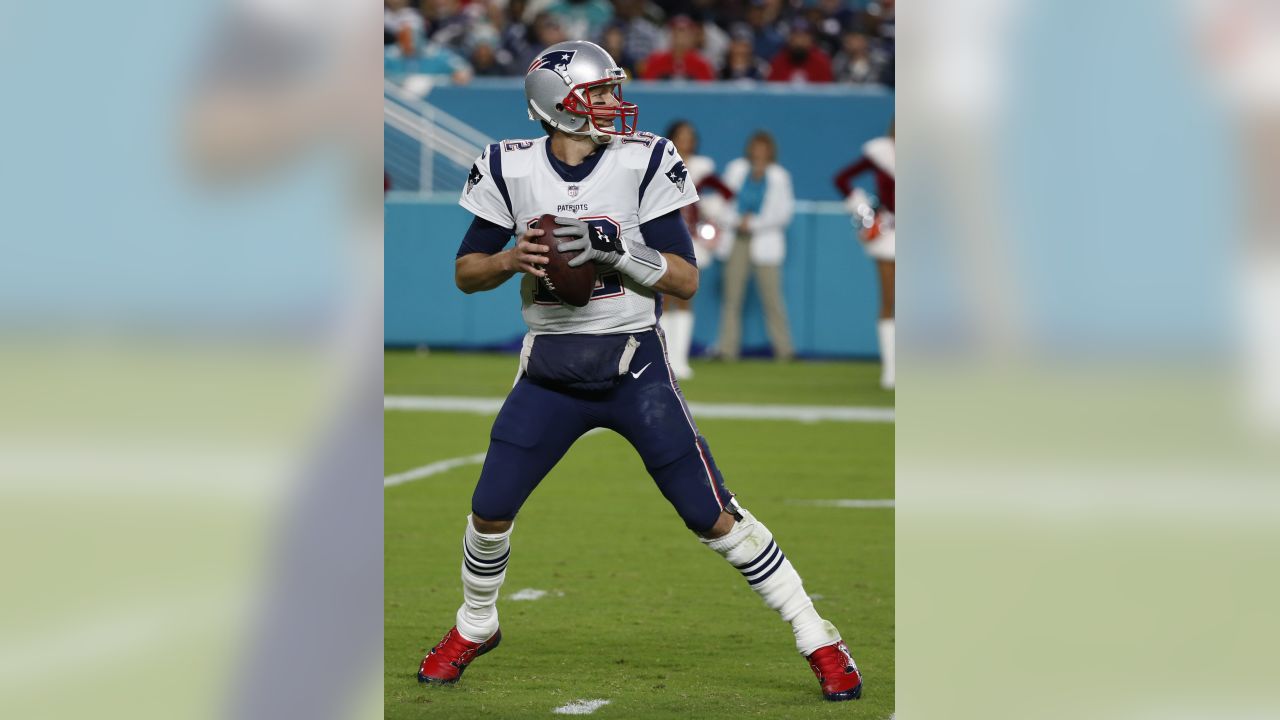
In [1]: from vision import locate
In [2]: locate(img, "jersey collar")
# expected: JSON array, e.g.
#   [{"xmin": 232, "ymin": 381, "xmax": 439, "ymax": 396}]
[{"xmin": 543, "ymin": 137, "xmax": 608, "ymax": 183}]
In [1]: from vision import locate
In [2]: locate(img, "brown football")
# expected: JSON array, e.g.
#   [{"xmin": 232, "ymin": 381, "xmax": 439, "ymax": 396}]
[{"xmin": 536, "ymin": 213, "xmax": 596, "ymax": 307}]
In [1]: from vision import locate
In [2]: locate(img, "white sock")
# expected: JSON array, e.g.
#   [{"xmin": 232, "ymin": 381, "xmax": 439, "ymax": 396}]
[
  {"xmin": 702, "ymin": 509, "xmax": 841, "ymax": 655},
  {"xmin": 454, "ymin": 515, "xmax": 511, "ymax": 643},
  {"xmin": 878, "ymin": 319, "xmax": 895, "ymax": 389},
  {"xmin": 662, "ymin": 309, "xmax": 694, "ymax": 374}
]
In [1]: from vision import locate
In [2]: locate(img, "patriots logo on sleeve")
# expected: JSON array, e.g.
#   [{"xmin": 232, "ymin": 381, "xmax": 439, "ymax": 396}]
[
  {"xmin": 664, "ymin": 161, "xmax": 688, "ymax": 193},
  {"xmin": 527, "ymin": 50, "xmax": 577, "ymax": 82},
  {"xmin": 466, "ymin": 164, "xmax": 484, "ymax": 194}
]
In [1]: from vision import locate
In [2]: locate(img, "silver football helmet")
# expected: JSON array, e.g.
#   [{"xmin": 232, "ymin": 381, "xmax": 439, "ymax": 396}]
[{"xmin": 524, "ymin": 40, "xmax": 637, "ymax": 143}]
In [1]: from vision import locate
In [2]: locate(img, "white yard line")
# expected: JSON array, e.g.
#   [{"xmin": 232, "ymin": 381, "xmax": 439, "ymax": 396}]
[
  {"xmin": 383, "ymin": 452, "xmax": 486, "ymax": 487},
  {"xmin": 787, "ymin": 499, "xmax": 896, "ymax": 509},
  {"xmin": 552, "ymin": 699, "xmax": 611, "ymax": 715},
  {"xmin": 508, "ymin": 588, "xmax": 565, "ymax": 601},
  {"xmin": 384, "ymin": 429, "xmax": 607, "ymax": 487},
  {"xmin": 385, "ymin": 395, "xmax": 894, "ymax": 423},
  {"xmin": 386, "ymin": 396, "xmax": 506, "ymax": 414},
  {"xmin": 687, "ymin": 402, "xmax": 893, "ymax": 423}
]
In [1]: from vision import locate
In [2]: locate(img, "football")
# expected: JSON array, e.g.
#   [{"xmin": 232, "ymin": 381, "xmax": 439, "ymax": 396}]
[{"xmin": 536, "ymin": 213, "xmax": 595, "ymax": 307}]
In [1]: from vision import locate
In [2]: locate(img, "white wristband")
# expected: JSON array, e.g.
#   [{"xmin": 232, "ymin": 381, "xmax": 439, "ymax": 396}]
[{"xmin": 616, "ymin": 241, "xmax": 668, "ymax": 287}]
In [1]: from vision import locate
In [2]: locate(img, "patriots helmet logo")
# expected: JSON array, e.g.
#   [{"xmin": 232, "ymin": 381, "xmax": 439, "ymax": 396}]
[
  {"xmin": 664, "ymin": 161, "xmax": 688, "ymax": 193},
  {"xmin": 466, "ymin": 164, "xmax": 484, "ymax": 194},
  {"xmin": 527, "ymin": 50, "xmax": 577, "ymax": 83}
]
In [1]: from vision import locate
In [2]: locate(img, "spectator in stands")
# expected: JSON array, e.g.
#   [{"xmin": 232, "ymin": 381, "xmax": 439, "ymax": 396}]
[
  {"xmin": 543, "ymin": 0, "xmax": 614, "ymax": 43},
  {"xmin": 468, "ymin": 27, "xmax": 513, "ymax": 77},
  {"xmin": 422, "ymin": 0, "xmax": 471, "ymax": 50},
  {"xmin": 717, "ymin": 130, "xmax": 796, "ymax": 362},
  {"xmin": 615, "ymin": 0, "xmax": 665, "ymax": 70},
  {"xmin": 721, "ymin": 26, "xmax": 768, "ymax": 81},
  {"xmin": 385, "ymin": 0, "xmax": 424, "ymax": 54},
  {"xmin": 600, "ymin": 22, "xmax": 639, "ymax": 78},
  {"xmin": 865, "ymin": 0, "xmax": 896, "ymax": 48},
  {"xmin": 390, "ymin": 40, "xmax": 473, "ymax": 83},
  {"xmin": 641, "ymin": 15, "xmax": 716, "ymax": 81},
  {"xmin": 863, "ymin": 0, "xmax": 896, "ymax": 87},
  {"xmin": 744, "ymin": 0, "xmax": 786, "ymax": 64},
  {"xmin": 518, "ymin": 12, "xmax": 567, "ymax": 70},
  {"xmin": 805, "ymin": 0, "xmax": 857, "ymax": 56},
  {"xmin": 832, "ymin": 31, "xmax": 885, "ymax": 85},
  {"xmin": 692, "ymin": 10, "xmax": 731, "ymax": 72},
  {"xmin": 381, "ymin": 0, "xmax": 894, "ymax": 83},
  {"xmin": 690, "ymin": 0, "xmax": 735, "ymax": 28},
  {"xmin": 499, "ymin": 0, "xmax": 538, "ymax": 69},
  {"xmin": 767, "ymin": 19, "xmax": 834, "ymax": 83}
]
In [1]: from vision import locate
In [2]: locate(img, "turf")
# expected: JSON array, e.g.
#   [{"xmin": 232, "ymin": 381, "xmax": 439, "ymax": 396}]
[
  {"xmin": 385, "ymin": 352, "xmax": 894, "ymax": 719},
  {"xmin": 386, "ymin": 350, "xmax": 894, "ymax": 407}
]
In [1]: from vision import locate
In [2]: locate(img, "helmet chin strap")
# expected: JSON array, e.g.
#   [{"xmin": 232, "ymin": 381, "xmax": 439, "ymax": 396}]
[
  {"xmin": 532, "ymin": 98, "xmax": 617, "ymax": 144},
  {"xmin": 559, "ymin": 116, "xmax": 613, "ymax": 144}
]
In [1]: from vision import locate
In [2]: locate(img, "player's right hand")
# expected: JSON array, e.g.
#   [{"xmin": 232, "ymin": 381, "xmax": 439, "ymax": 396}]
[{"xmin": 509, "ymin": 228, "xmax": 550, "ymax": 278}]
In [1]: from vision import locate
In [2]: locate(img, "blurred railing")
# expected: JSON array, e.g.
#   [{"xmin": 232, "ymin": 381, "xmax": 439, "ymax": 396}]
[{"xmin": 384, "ymin": 80, "xmax": 494, "ymax": 194}]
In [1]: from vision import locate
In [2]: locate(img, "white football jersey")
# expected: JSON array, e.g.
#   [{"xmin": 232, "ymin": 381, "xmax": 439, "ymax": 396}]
[{"xmin": 459, "ymin": 133, "xmax": 698, "ymax": 335}]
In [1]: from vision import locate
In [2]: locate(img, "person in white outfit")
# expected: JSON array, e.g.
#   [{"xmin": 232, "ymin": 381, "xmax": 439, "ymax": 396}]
[
  {"xmin": 717, "ymin": 131, "xmax": 796, "ymax": 361},
  {"xmin": 658, "ymin": 120, "xmax": 733, "ymax": 379},
  {"xmin": 833, "ymin": 121, "xmax": 895, "ymax": 389}
]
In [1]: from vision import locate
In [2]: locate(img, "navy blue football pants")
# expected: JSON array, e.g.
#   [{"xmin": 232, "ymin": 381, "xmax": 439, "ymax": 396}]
[{"xmin": 472, "ymin": 329, "xmax": 734, "ymax": 533}]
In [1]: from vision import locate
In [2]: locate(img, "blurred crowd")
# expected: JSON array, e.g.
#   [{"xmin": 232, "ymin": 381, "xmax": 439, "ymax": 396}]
[{"xmin": 385, "ymin": 0, "xmax": 894, "ymax": 86}]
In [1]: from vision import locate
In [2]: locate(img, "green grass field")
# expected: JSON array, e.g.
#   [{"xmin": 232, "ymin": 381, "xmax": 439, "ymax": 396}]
[{"xmin": 385, "ymin": 352, "xmax": 894, "ymax": 719}]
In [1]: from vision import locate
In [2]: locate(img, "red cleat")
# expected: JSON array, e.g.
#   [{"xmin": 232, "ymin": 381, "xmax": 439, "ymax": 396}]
[
  {"xmin": 806, "ymin": 641, "xmax": 863, "ymax": 701},
  {"xmin": 417, "ymin": 626, "xmax": 502, "ymax": 685}
]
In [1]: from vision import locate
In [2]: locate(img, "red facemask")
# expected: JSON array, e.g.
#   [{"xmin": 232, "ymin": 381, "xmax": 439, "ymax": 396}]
[{"xmin": 561, "ymin": 80, "xmax": 638, "ymax": 136}]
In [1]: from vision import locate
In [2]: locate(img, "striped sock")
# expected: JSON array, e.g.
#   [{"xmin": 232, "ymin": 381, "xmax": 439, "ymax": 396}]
[
  {"xmin": 454, "ymin": 515, "xmax": 511, "ymax": 643},
  {"xmin": 703, "ymin": 509, "xmax": 841, "ymax": 655}
]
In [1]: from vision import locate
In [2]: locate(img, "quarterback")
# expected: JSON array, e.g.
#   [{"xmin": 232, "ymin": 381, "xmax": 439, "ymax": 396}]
[{"xmin": 416, "ymin": 40, "xmax": 863, "ymax": 702}]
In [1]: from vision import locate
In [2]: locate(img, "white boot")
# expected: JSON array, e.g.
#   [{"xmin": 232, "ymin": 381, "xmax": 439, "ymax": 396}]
[{"xmin": 878, "ymin": 319, "xmax": 895, "ymax": 390}]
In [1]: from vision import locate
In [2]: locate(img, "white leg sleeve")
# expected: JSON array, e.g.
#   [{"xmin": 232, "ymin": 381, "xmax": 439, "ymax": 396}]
[
  {"xmin": 454, "ymin": 515, "xmax": 511, "ymax": 643},
  {"xmin": 878, "ymin": 319, "xmax": 895, "ymax": 390},
  {"xmin": 702, "ymin": 509, "xmax": 841, "ymax": 655}
]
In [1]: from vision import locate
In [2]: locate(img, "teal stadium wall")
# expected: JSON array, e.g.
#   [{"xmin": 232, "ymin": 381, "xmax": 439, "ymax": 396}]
[{"xmin": 385, "ymin": 80, "xmax": 894, "ymax": 357}]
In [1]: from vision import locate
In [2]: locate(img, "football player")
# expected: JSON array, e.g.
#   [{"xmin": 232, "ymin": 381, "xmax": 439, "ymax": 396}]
[
  {"xmin": 417, "ymin": 41, "xmax": 864, "ymax": 702},
  {"xmin": 834, "ymin": 120, "xmax": 895, "ymax": 390}
]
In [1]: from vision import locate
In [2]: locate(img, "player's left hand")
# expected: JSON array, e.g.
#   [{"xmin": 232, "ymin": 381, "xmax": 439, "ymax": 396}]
[{"xmin": 553, "ymin": 216, "xmax": 624, "ymax": 268}]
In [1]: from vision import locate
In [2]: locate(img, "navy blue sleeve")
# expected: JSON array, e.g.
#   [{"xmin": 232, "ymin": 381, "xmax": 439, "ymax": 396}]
[
  {"xmin": 456, "ymin": 215, "xmax": 515, "ymax": 258},
  {"xmin": 638, "ymin": 210, "xmax": 697, "ymax": 267}
]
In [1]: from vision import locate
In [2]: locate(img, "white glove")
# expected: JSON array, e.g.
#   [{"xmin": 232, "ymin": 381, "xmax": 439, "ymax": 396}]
[{"xmin": 553, "ymin": 216, "xmax": 668, "ymax": 287}]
